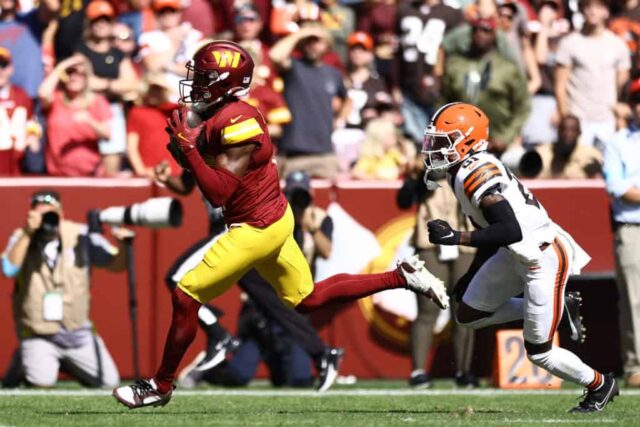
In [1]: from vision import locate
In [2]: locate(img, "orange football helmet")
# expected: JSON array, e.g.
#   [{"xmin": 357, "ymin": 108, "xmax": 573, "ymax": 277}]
[{"xmin": 422, "ymin": 102, "xmax": 490, "ymax": 170}]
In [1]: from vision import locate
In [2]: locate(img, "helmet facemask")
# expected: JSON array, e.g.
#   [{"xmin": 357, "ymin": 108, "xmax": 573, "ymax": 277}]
[
  {"xmin": 422, "ymin": 126, "xmax": 466, "ymax": 171},
  {"xmin": 179, "ymin": 60, "xmax": 253, "ymax": 112}
]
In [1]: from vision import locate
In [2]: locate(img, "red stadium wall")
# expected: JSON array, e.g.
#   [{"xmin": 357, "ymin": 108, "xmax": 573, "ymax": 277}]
[{"xmin": 0, "ymin": 178, "xmax": 620, "ymax": 381}]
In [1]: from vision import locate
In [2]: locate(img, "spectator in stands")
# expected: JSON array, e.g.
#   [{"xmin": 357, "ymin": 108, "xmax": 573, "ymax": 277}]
[
  {"xmin": 397, "ymin": 163, "xmax": 477, "ymax": 389},
  {"xmin": 441, "ymin": 16, "xmax": 530, "ymax": 157},
  {"xmin": 111, "ymin": 22, "xmax": 137, "ymax": 60},
  {"xmin": 0, "ymin": 47, "xmax": 43, "ymax": 176},
  {"xmin": 233, "ymin": 4, "xmax": 279, "ymax": 91},
  {"xmin": 495, "ymin": 0, "xmax": 541, "ymax": 94},
  {"xmin": 53, "ymin": 0, "xmax": 90, "ymax": 61},
  {"xmin": 521, "ymin": 114, "xmax": 603, "ymax": 178},
  {"xmin": 604, "ymin": 79, "xmax": 640, "ymax": 387},
  {"xmin": 38, "ymin": 55, "xmax": 112, "ymax": 176},
  {"xmin": 351, "ymin": 117, "xmax": 415, "ymax": 180},
  {"xmin": 522, "ymin": 0, "xmax": 570, "ymax": 146},
  {"xmin": 138, "ymin": 0, "xmax": 202, "ymax": 102},
  {"xmin": 395, "ymin": 0, "xmax": 463, "ymax": 145},
  {"xmin": 1, "ymin": 190, "xmax": 123, "ymax": 388},
  {"xmin": 77, "ymin": 0, "xmax": 139, "ymax": 176},
  {"xmin": 319, "ymin": 0, "xmax": 355, "ymax": 64},
  {"xmin": 0, "ymin": 0, "xmax": 50, "ymax": 100},
  {"xmin": 356, "ymin": 0, "xmax": 397, "ymax": 87},
  {"xmin": 126, "ymin": 73, "xmax": 179, "ymax": 178},
  {"xmin": 609, "ymin": 0, "xmax": 640, "ymax": 54},
  {"xmin": 270, "ymin": 25, "xmax": 350, "ymax": 179},
  {"xmin": 345, "ymin": 31, "xmax": 390, "ymax": 130},
  {"xmin": 555, "ymin": 0, "xmax": 630, "ymax": 149},
  {"xmin": 241, "ymin": 42, "xmax": 292, "ymax": 140}
]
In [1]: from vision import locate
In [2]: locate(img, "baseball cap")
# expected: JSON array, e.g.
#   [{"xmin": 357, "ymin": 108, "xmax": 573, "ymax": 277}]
[
  {"xmin": 235, "ymin": 3, "xmax": 261, "ymax": 21},
  {"xmin": 347, "ymin": 31, "xmax": 374, "ymax": 51},
  {"xmin": 471, "ymin": 16, "xmax": 497, "ymax": 31},
  {"xmin": 0, "ymin": 47, "xmax": 11, "ymax": 65},
  {"xmin": 284, "ymin": 170, "xmax": 312, "ymax": 207},
  {"xmin": 152, "ymin": 0, "xmax": 182, "ymax": 12},
  {"xmin": 31, "ymin": 190, "xmax": 62, "ymax": 208},
  {"xmin": 85, "ymin": 0, "xmax": 116, "ymax": 20}
]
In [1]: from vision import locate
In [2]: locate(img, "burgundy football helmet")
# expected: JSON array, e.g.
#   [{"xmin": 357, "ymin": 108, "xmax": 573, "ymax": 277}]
[{"xmin": 179, "ymin": 40, "xmax": 254, "ymax": 107}]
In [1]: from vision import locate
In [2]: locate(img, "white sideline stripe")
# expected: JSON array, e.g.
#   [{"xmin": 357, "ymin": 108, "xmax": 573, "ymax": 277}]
[{"xmin": 1, "ymin": 388, "xmax": 640, "ymax": 397}]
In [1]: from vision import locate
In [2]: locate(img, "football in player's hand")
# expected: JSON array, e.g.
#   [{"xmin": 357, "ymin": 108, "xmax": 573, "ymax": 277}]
[{"xmin": 186, "ymin": 110, "xmax": 203, "ymax": 128}]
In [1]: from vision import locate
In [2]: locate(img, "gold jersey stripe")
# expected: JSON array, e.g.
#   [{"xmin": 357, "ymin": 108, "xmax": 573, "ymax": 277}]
[
  {"xmin": 266, "ymin": 107, "xmax": 292, "ymax": 124},
  {"xmin": 221, "ymin": 118, "xmax": 264, "ymax": 144}
]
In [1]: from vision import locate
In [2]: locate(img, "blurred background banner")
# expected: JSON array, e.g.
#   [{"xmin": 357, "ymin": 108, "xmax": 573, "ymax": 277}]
[{"xmin": 0, "ymin": 177, "xmax": 619, "ymax": 380}]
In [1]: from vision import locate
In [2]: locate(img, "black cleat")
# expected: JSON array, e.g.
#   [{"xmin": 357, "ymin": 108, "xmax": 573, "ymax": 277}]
[
  {"xmin": 409, "ymin": 371, "xmax": 432, "ymax": 389},
  {"xmin": 316, "ymin": 347, "xmax": 344, "ymax": 392},
  {"xmin": 194, "ymin": 333, "xmax": 240, "ymax": 372},
  {"xmin": 561, "ymin": 291, "xmax": 587, "ymax": 343},
  {"xmin": 455, "ymin": 373, "xmax": 480, "ymax": 389},
  {"xmin": 570, "ymin": 373, "xmax": 619, "ymax": 413}
]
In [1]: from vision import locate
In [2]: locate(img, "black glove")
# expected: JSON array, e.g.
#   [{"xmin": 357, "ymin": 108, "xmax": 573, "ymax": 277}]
[{"xmin": 427, "ymin": 219, "xmax": 461, "ymax": 245}]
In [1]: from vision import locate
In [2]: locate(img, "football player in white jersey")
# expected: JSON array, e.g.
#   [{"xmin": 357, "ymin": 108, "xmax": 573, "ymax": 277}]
[{"xmin": 421, "ymin": 102, "xmax": 618, "ymax": 413}]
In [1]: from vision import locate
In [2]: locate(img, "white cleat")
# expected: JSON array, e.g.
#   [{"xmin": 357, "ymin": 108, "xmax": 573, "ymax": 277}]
[
  {"xmin": 113, "ymin": 379, "xmax": 173, "ymax": 409},
  {"xmin": 398, "ymin": 255, "xmax": 449, "ymax": 310}
]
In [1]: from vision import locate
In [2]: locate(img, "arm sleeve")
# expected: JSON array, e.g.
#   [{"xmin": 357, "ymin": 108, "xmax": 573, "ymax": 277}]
[{"xmin": 468, "ymin": 198, "xmax": 523, "ymax": 247}]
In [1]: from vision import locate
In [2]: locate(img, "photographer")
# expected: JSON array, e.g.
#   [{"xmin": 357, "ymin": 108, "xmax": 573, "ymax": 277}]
[
  {"xmin": 1, "ymin": 190, "xmax": 124, "ymax": 388},
  {"xmin": 154, "ymin": 163, "xmax": 343, "ymax": 391}
]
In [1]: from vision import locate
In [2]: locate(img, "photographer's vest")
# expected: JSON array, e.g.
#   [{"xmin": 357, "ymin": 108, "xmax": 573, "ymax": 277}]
[
  {"xmin": 414, "ymin": 185, "xmax": 475, "ymax": 254},
  {"xmin": 13, "ymin": 220, "xmax": 91, "ymax": 337},
  {"xmin": 301, "ymin": 206, "xmax": 329, "ymax": 265}
]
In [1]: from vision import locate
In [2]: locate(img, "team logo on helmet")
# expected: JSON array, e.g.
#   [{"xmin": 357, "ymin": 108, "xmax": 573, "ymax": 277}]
[{"xmin": 212, "ymin": 50, "xmax": 242, "ymax": 68}]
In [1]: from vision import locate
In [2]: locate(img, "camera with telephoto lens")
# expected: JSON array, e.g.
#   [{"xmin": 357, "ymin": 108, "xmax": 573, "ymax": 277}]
[{"xmin": 88, "ymin": 197, "xmax": 183, "ymax": 232}]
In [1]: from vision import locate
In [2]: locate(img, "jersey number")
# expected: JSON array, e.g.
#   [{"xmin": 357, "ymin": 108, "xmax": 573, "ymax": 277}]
[
  {"xmin": 506, "ymin": 169, "xmax": 541, "ymax": 209},
  {"xmin": 400, "ymin": 17, "xmax": 446, "ymax": 65}
]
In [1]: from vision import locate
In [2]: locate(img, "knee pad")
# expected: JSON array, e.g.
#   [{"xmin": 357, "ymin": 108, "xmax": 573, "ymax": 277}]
[{"xmin": 525, "ymin": 340, "xmax": 553, "ymax": 367}]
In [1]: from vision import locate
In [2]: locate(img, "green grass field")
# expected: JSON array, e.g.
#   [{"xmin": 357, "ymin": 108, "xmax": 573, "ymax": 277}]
[{"xmin": 1, "ymin": 381, "xmax": 638, "ymax": 427}]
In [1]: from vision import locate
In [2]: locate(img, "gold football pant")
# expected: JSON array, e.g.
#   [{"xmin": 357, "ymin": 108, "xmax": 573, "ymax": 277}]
[{"xmin": 177, "ymin": 204, "xmax": 314, "ymax": 308}]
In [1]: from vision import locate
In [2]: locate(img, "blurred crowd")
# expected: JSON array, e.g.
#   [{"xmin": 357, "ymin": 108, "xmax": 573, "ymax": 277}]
[{"xmin": 2, "ymin": 0, "xmax": 640, "ymax": 180}]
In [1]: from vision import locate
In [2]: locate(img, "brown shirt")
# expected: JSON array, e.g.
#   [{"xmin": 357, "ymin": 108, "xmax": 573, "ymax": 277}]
[{"xmin": 536, "ymin": 143, "xmax": 603, "ymax": 179}]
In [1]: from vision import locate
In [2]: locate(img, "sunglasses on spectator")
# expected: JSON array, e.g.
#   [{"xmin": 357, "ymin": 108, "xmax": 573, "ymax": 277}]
[
  {"xmin": 157, "ymin": 7, "xmax": 179, "ymax": 14},
  {"xmin": 235, "ymin": 15, "xmax": 259, "ymax": 24},
  {"xmin": 31, "ymin": 194, "xmax": 61, "ymax": 208},
  {"xmin": 0, "ymin": 60, "xmax": 10, "ymax": 69},
  {"xmin": 499, "ymin": 12, "xmax": 514, "ymax": 20}
]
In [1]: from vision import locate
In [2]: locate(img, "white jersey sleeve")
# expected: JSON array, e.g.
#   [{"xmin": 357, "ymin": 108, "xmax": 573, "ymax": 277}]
[{"xmin": 451, "ymin": 152, "xmax": 556, "ymax": 265}]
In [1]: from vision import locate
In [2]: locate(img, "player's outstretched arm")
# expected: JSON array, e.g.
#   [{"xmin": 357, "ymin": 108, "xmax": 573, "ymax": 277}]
[{"xmin": 427, "ymin": 193, "xmax": 522, "ymax": 248}]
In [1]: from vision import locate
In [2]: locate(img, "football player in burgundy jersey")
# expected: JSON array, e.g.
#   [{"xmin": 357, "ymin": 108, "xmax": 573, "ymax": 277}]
[{"xmin": 113, "ymin": 40, "xmax": 449, "ymax": 408}]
